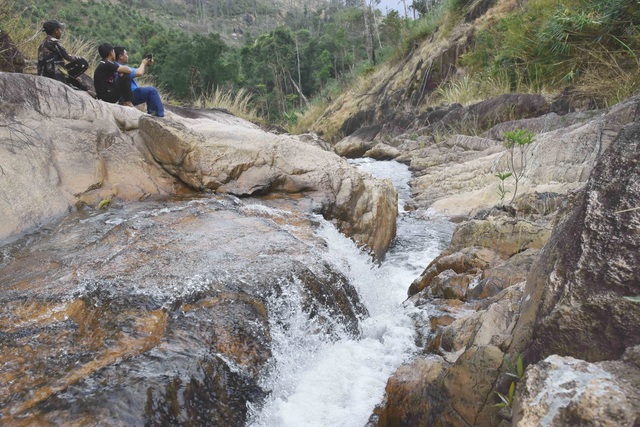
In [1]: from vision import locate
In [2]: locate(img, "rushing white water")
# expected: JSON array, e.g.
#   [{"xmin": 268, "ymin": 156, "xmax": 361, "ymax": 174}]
[{"xmin": 248, "ymin": 160, "xmax": 455, "ymax": 427}]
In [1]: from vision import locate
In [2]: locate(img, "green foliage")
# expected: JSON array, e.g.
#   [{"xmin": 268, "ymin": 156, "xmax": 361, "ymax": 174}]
[
  {"xmin": 502, "ymin": 130, "xmax": 536, "ymax": 205},
  {"xmin": 460, "ymin": 0, "xmax": 640, "ymax": 104},
  {"xmin": 495, "ymin": 353, "xmax": 525, "ymax": 410},
  {"xmin": 495, "ymin": 381, "xmax": 516, "ymax": 408},
  {"xmin": 381, "ymin": 10, "xmax": 404, "ymax": 48},
  {"xmin": 98, "ymin": 199, "xmax": 111, "ymax": 209},
  {"xmin": 624, "ymin": 296, "xmax": 640, "ymax": 303},
  {"xmin": 503, "ymin": 129, "xmax": 535, "ymax": 149},
  {"xmin": 495, "ymin": 171, "xmax": 513, "ymax": 206},
  {"xmin": 401, "ymin": 2, "xmax": 446, "ymax": 54},
  {"xmin": 9, "ymin": 0, "xmax": 384, "ymax": 125},
  {"xmin": 504, "ymin": 352, "xmax": 525, "ymax": 380},
  {"xmin": 283, "ymin": 110, "xmax": 298, "ymax": 127}
]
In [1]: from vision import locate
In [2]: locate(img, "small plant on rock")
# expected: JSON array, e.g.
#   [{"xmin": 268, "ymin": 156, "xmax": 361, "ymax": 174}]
[
  {"xmin": 495, "ymin": 171, "xmax": 513, "ymax": 206},
  {"xmin": 502, "ymin": 129, "xmax": 535, "ymax": 205},
  {"xmin": 495, "ymin": 381, "xmax": 516, "ymax": 410},
  {"xmin": 98, "ymin": 199, "xmax": 111, "ymax": 209},
  {"xmin": 495, "ymin": 353, "xmax": 525, "ymax": 413}
]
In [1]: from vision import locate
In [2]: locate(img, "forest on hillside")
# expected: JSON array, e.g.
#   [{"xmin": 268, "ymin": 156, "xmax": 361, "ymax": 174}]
[
  {"xmin": 3, "ymin": 0, "xmax": 639, "ymax": 129},
  {"xmin": 6, "ymin": 0, "xmax": 424, "ymax": 123}
]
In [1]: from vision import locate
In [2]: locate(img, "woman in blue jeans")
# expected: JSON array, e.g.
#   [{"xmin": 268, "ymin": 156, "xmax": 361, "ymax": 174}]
[{"xmin": 114, "ymin": 46, "xmax": 165, "ymax": 117}]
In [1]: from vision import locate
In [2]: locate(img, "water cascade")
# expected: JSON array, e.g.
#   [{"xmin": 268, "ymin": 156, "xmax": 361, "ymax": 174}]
[
  {"xmin": 248, "ymin": 159, "xmax": 455, "ymax": 427},
  {"xmin": 0, "ymin": 160, "xmax": 454, "ymax": 426}
]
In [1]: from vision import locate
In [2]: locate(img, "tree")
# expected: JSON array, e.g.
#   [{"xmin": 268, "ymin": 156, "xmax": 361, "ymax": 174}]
[
  {"xmin": 316, "ymin": 49, "xmax": 333, "ymax": 87},
  {"xmin": 249, "ymin": 27, "xmax": 298, "ymax": 117},
  {"xmin": 361, "ymin": 0, "xmax": 375, "ymax": 65},
  {"xmin": 381, "ymin": 10, "xmax": 403, "ymax": 47}
]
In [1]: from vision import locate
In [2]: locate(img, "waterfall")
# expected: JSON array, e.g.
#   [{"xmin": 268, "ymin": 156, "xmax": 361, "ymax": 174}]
[{"xmin": 248, "ymin": 160, "xmax": 455, "ymax": 427}]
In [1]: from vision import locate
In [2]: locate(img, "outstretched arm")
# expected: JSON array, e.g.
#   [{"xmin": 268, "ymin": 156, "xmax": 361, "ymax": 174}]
[{"xmin": 133, "ymin": 57, "xmax": 153, "ymax": 77}]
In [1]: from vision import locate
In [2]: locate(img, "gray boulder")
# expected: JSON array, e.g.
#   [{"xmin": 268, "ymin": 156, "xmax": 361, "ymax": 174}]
[
  {"xmin": 334, "ymin": 124, "xmax": 382, "ymax": 158},
  {"xmin": 511, "ymin": 121, "xmax": 640, "ymax": 363},
  {"xmin": 513, "ymin": 354, "xmax": 640, "ymax": 426},
  {"xmin": 138, "ymin": 114, "xmax": 397, "ymax": 259}
]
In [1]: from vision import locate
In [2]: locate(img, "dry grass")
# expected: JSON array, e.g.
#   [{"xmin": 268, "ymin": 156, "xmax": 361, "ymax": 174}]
[
  {"xmin": 292, "ymin": 99, "xmax": 330, "ymax": 134},
  {"xmin": 297, "ymin": 97, "xmax": 350, "ymax": 142},
  {"xmin": 435, "ymin": 75, "xmax": 483, "ymax": 106},
  {"xmin": 433, "ymin": 68, "xmax": 554, "ymax": 107},
  {"xmin": 574, "ymin": 53, "xmax": 640, "ymax": 107},
  {"xmin": 195, "ymin": 87, "xmax": 262, "ymax": 124}
]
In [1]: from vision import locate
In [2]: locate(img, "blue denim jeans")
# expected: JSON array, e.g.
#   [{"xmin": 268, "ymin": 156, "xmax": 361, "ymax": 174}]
[{"xmin": 132, "ymin": 86, "xmax": 165, "ymax": 117}]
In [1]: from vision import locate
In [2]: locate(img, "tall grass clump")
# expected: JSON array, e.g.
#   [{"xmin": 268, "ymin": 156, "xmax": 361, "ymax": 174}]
[
  {"xmin": 435, "ymin": 74, "xmax": 482, "ymax": 105},
  {"xmin": 292, "ymin": 98, "xmax": 330, "ymax": 135},
  {"xmin": 196, "ymin": 87, "xmax": 262, "ymax": 124}
]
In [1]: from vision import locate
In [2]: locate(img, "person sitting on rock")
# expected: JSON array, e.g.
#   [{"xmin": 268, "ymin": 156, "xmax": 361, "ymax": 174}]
[
  {"xmin": 1, "ymin": 30, "xmax": 26, "ymax": 73},
  {"xmin": 114, "ymin": 46, "xmax": 165, "ymax": 117},
  {"xmin": 94, "ymin": 43, "xmax": 134, "ymax": 107},
  {"xmin": 37, "ymin": 20, "xmax": 88, "ymax": 90}
]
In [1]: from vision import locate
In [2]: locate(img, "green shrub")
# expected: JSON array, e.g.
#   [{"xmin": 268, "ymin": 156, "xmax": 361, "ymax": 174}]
[{"xmin": 459, "ymin": 0, "xmax": 640, "ymax": 102}]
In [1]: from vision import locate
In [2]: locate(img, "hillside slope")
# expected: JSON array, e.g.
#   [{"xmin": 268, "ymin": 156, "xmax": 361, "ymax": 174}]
[
  {"xmin": 15, "ymin": 0, "xmax": 330, "ymax": 45},
  {"xmin": 310, "ymin": 0, "xmax": 640, "ymax": 141}
]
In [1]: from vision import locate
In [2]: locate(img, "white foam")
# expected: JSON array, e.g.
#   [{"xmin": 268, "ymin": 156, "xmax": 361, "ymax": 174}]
[{"xmin": 249, "ymin": 160, "xmax": 455, "ymax": 427}]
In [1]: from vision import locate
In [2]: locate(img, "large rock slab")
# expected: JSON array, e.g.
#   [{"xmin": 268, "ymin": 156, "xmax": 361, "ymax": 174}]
[
  {"xmin": 411, "ymin": 97, "xmax": 640, "ymax": 215},
  {"xmin": 0, "ymin": 195, "xmax": 367, "ymax": 425},
  {"xmin": 511, "ymin": 121, "xmax": 640, "ymax": 364},
  {"xmin": 0, "ymin": 73, "xmax": 180, "ymax": 240},
  {"xmin": 0, "ymin": 73, "xmax": 397, "ymax": 258},
  {"xmin": 139, "ymin": 114, "xmax": 397, "ymax": 258}
]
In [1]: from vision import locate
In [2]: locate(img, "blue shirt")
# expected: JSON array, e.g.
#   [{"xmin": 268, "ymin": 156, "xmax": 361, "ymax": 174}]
[{"xmin": 115, "ymin": 61, "xmax": 138, "ymax": 91}]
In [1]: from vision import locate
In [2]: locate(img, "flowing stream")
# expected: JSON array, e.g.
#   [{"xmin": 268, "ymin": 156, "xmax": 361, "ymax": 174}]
[
  {"xmin": 248, "ymin": 159, "xmax": 455, "ymax": 427},
  {"xmin": 0, "ymin": 160, "xmax": 454, "ymax": 425}
]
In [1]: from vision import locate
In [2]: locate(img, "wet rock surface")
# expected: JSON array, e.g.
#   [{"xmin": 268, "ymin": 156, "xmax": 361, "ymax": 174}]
[
  {"xmin": 0, "ymin": 194, "xmax": 367, "ymax": 425},
  {"xmin": 371, "ymin": 356, "xmax": 449, "ymax": 427},
  {"xmin": 138, "ymin": 113, "xmax": 398, "ymax": 259}
]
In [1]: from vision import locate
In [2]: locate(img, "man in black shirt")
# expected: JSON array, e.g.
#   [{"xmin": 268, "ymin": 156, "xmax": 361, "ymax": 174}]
[
  {"xmin": 37, "ymin": 20, "xmax": 88, "ymax": 89},
  {"xmin": 94, "ymin": 43, "xmax": 134, "ymax": 106}
]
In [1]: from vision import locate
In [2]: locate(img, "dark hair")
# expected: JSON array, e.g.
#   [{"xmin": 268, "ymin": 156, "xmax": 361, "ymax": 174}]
[
  {"xmin": 114, "ymin": 46, "xmax": 127, "ymax": 61},
  {"xmin": 42, "ymin": 20, "xmax": 64, "ymax": 35},
  {"xmin": 98, "ymin": 43, "xmax": 114, "ymax": 59}
]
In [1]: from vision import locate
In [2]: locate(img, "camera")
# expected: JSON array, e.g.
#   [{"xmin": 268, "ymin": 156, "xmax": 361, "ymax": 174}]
[{"xmin": 145, "ymin": 53, "xmax": 153, "ymax": 60}]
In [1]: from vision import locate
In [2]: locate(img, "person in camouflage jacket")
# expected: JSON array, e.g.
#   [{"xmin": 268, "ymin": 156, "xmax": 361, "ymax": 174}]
[{"xmin": 37, "ymin": 20, "xmax": 88, "ymax": 89}]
